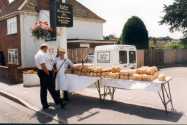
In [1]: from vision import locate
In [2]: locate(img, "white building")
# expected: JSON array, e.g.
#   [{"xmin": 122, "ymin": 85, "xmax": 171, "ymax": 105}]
[{"xmin": 0, "ymin": 0, "xmax": 116, "ymax": 67}]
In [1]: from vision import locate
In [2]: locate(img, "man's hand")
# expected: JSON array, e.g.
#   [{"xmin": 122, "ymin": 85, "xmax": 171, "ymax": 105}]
[{"xmin": 41, "ymin": 63, "xmax": 49, "ymax": 75}]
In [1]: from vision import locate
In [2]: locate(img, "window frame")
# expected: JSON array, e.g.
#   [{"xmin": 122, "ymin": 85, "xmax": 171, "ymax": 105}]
[
  {"xmin": 7, "ymin": 17, "xmax": 18, "ymax": 35},
  {"xmin": 129, "ymin": 51, "xmax": 136, "ymax": 64},
  {"xmin": 119, "ymin": 51, "xmax": 127, "ymax": 64}
]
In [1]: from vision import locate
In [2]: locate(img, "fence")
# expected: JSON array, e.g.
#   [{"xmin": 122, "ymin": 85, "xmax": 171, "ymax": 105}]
[
  {"xmin": 144, "ymin": 49, "xmax": 187, "ymax": 66},
  {"xmin": 68, "ymin": 48, "xmax": 94, "ymax": 63},
  {"xmin": 67, "ymin": 48, "xmax": 187, "ymax": 67}
]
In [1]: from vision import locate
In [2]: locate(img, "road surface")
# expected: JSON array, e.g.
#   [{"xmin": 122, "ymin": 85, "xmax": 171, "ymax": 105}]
[{"xmin": 0, "ymin": 95, "xmax": 58, "ymax": 124}]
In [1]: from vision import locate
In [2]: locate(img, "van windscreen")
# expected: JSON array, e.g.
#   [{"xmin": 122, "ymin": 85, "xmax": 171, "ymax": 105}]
[
  {"xmin": 129, "ymin": 51, "xmax": 136, "ymax": 63},
  {"xmin": 119, "ymin": 51, "xmax": 127, "ymax": 64}
]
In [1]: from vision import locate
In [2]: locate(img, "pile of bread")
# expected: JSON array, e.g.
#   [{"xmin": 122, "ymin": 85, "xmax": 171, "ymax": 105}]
[
  {"xmin": 69, "ymin": 64, "xmax": 166, "ymax": 81},
  {"xmin": 23, "ymin": 70, "xmax": 37, "ymax": 74},
  {"xmin": 128, "ymin": 66, "xmax": 159, "ymax": 81}
]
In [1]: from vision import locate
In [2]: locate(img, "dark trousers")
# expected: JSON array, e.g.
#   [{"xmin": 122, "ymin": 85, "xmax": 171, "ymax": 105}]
[
  {"xmin": 57, "ymin": 90, "xmax": 69, "ymax": 101},
  {"xmin": 37, "ymin": 70, "xmax": 60, "ymax": 108}
]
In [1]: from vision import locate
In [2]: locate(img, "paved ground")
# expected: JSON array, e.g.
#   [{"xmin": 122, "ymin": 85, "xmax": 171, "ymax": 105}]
[
  {"xmin": 0, "ymin": 96, "xmax": 58, "ymax": 124},
  {"xmin": 0, "ymin": 67, "xmax": 187, "ymax": 124}
]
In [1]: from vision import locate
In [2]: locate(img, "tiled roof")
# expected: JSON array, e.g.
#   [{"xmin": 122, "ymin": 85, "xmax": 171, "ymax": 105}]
[
  {"xmin": 0, "ymin": 0, "xmax": 25, "ymax": 17},
  {"xmin": 0, "ymin": 0, "xmax": 105, "ymax": 22},
  {"xmin": 68, "ymin": 0, "xmax": 105, "ymax": 22}
]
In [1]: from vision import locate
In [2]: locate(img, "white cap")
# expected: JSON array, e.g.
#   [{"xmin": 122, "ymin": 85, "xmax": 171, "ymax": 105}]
[{"xmin": 40, "ymin": 43, "xmax": 48, "ymax": 48}]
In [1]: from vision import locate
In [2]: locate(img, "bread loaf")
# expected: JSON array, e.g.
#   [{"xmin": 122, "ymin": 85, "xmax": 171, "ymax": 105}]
[
  {"xmin": 120, "ymin": 75, "xmax": 129, "ymax": 80},
  {"xmin": 130, "ymin": 74, "xmax": 143, "ymax": 81},
  {"xmin": 112, "ymin": 66, "xmax": 121, "ymax": 73},
  {"xmin": 158, "ymin": 74, "xmax": 166, "ymax": 81}
]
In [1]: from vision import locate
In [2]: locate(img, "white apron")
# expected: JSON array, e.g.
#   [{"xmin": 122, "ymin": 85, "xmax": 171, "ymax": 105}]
[{"xmin": 55, "ymin": 58, "xmax": 68, "ymax": 91}]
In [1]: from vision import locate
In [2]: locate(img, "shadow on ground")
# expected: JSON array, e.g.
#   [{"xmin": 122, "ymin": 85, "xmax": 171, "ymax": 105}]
[{"xmin": 34, "ymin": 94, "xmax": 183, "ymax": 124}]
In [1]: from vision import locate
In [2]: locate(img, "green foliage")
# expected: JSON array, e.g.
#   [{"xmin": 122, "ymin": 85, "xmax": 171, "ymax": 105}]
[
  {"xmin": 160, "ymin": 0, "xmax": 187, "ymax": 38},
  {"xmin": 120, "ymin": 16, "xmax": 149, "ymax": 49},
  {"xmin": 103, "ymin": 34, "xmax": 118, "ymax": 41},
  {"xmin": 32, "ymin": 27, "xmax": 50, "ymax": 40},
  {"xmin": 164, "ymin": 42, "xmax": 184, "ymax": 49}
]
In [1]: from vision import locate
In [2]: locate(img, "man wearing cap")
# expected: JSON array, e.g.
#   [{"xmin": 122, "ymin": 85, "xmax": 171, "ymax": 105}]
[
  {"xmin": 54, "ymin": 48, "xmax": 73, "ymax": 102},
  {"xmin": 35, "ymin": 44, "xmax": 62, "ymax": 110}
]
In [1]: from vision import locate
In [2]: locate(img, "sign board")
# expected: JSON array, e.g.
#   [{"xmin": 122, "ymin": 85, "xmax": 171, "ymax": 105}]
[
  {"xmin": 80, "ymin": 43, "xmax": 90, "ymax": 48},
  {"xmin": 8, "ymin": 49, "xmax": 19, "ymax": 65},
  {"xmin": 56, "ymin": 2, "xmax": 73, "ymax": 27},
  {"xmin": 97, "ymin": 51, "xmax": 110, "ymax": 63}
]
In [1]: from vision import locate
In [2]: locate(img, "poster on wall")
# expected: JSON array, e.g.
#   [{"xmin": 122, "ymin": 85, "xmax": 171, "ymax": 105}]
[{"xmin": 8, "ymin": 49, "xmax": 19, "ymax": 65}]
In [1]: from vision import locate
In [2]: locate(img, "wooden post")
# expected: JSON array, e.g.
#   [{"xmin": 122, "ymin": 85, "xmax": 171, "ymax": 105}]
[{"xmin": 56, "ymin": 0, "xmax": 68, "ymax": 57}]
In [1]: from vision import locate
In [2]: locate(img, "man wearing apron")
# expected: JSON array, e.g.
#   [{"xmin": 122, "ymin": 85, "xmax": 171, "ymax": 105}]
[{"xmin": 54, "ymin": 48, "xmax": 73, "ymax": 102}]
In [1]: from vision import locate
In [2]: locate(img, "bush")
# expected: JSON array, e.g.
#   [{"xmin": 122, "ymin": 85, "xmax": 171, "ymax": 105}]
[
  {"xmin": 164, "ymin": 42, "xmax": 184, "ymax": 49},
  {"xmin": 120, "ymin": 16, "xmax": 149, "ymax": 49}
]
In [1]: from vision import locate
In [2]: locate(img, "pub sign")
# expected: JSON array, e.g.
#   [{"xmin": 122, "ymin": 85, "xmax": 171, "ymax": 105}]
[{"xmin": 56, "ymin": 1, "xmax": 73, "ymax": 27}]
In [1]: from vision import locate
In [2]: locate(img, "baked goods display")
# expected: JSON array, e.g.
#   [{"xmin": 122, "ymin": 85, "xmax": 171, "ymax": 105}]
[
  {"xmin": 158, "ymin": 74, "xmax": 166, "ymax": 81},
  {"xmin": 120, "ymin": 69, "xmax": 136, "ymax": 80},
  {"xmin": 131, "ymin": 66, "xmax": 159, "ymax": 81},
  {"xmin": 68, "ymin": 64, "xmax": 166, "ymax": 81},
  {"xmin": 23, "ymin": 70, "xmax": 37, "ymax": 74}
]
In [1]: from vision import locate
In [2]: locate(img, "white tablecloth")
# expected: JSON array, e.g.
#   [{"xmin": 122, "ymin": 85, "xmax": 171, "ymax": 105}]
[
  {"xmin": 101, "ymin": 77, "xmax": 172, "ymax": 92},
  {"xmin": 64, "ymin": 74, "xmax": 100, "ymax": 92},
  {"xmin": 63, "ymin": 74, "xmax": 172, "ymax": 92}
]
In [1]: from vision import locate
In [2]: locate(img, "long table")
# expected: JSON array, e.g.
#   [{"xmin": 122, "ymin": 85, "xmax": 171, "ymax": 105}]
[
  {"xmin": 100, "ymin": 77, "xmax": 175, "ymax": 113},
  {"xmin": 64, "ymin": 74, "xmax": 175, "ymax": 113}
]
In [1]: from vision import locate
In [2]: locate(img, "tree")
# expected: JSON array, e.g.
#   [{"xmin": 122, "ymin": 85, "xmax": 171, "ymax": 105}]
[
  {"xmin": 103, "ymin": 34, "xmax": 117, "ymax": 41},
  {"xmin": 160, "ymin": 0, "xmax": 187, "ymax": 37},
  {"xmin": 120, "ymin": 16, "xmax": 149, "ymax": 49}
]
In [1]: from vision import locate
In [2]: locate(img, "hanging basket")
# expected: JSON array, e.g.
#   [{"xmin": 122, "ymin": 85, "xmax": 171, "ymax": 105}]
[{"xmin": 32, "ymin": 21, "xmax": 53, "ymax": 40}]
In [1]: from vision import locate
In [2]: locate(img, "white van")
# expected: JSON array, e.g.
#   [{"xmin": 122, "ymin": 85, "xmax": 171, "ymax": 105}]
[{"xmin": 93, "ymin": 45, "xmax": 137, "ymax": 69}]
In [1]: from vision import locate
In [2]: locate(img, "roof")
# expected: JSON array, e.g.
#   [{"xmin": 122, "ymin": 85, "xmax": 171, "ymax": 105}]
[
  {"xmin": 0, "ymin": 0, "xmax": 106, "ymax": 22},
  {"xmin": 0, "ymin": 0, "xmax": 25, "ymax": 17},
  {"xmin": 67, "ymin": 0, "xmax": 105, "ymax": 22},
  {"xmin": 68, "ymin": 39, "xmax": 116, "ymax": 44}
]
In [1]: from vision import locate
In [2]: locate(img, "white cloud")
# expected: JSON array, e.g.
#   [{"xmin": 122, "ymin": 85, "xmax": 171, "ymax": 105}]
[{"xmin": 78, "ymin": 0, "xmax": 183, "ymax": 39}]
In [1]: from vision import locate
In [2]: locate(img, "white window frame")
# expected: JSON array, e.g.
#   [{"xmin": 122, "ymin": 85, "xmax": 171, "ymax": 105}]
[
  {"xmin": 8, "ymin": 49, "xmax": 19, "ymax": 65},
  {"xmin": 7, "ymin": 17, "xmax": 17, "ymax": 35}
]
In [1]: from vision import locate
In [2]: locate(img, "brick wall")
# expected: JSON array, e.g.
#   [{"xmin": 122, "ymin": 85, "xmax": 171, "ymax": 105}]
[
  {"xmin": 0, "ymin": 65, "xmax": 23, "ymax": 84},
  {"xmin": 0, "ymin": 65, "xmax": 8, "ymax": 83},
  {"xmin": 0, "ymin": 15, "xmax": 21, "ymax": 66}
]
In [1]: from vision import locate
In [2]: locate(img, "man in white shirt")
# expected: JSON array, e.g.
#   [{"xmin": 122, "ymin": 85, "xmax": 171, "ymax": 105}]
[{"xmin": 35, "ymin": 44, "xmax": 62, "ymax": 110}]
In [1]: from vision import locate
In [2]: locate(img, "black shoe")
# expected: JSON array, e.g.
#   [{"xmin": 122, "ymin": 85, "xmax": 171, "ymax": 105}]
[
  {"xmin": 60, "ymin": 103, "xmax": 65, "ymax": 109},
  {"xmin": 63, "ymin": 98, "xmax": 70, "ymax": 102}
]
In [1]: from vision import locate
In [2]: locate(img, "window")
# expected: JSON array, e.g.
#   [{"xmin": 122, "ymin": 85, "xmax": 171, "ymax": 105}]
[
  {"xmin": 129, "ymin": 51, "xmax": 136, "ymax": 64},
  {"xmin": 8, "ymin": 49, "xmax": 19, "ymax": 65},
  {"xmin": 119, "ymin": 51, "xmax": 127, "ymax": 64},
  {"xmin": 7, "ymin": 17, "xmax": 17, "ymax": 35}
]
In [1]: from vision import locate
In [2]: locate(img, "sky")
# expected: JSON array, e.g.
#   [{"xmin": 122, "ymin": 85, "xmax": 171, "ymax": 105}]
[{"xmin": 78, "ymin": 0, "xmax": 183, "ymax": 39}]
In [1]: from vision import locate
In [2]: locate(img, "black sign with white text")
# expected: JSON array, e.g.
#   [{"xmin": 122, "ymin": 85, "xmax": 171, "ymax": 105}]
[{"xmin": 56, "ymin": 2, "xmax": 73, "ymax": 27}]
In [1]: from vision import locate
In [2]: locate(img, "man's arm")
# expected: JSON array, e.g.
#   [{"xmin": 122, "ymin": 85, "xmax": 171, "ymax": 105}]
[
  {"xmin": 67, "ymin": 59, "xmax": 74, "ymax": 69},
  {"xmin": 41, "ymin": 63, "xmax": 49, "ymax": 75}
]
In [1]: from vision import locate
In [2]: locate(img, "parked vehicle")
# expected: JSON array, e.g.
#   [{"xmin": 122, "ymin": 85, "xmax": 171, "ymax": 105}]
[{"xmin": 94, "ymin": 45, "xmax": 137, "ymax": 69}]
